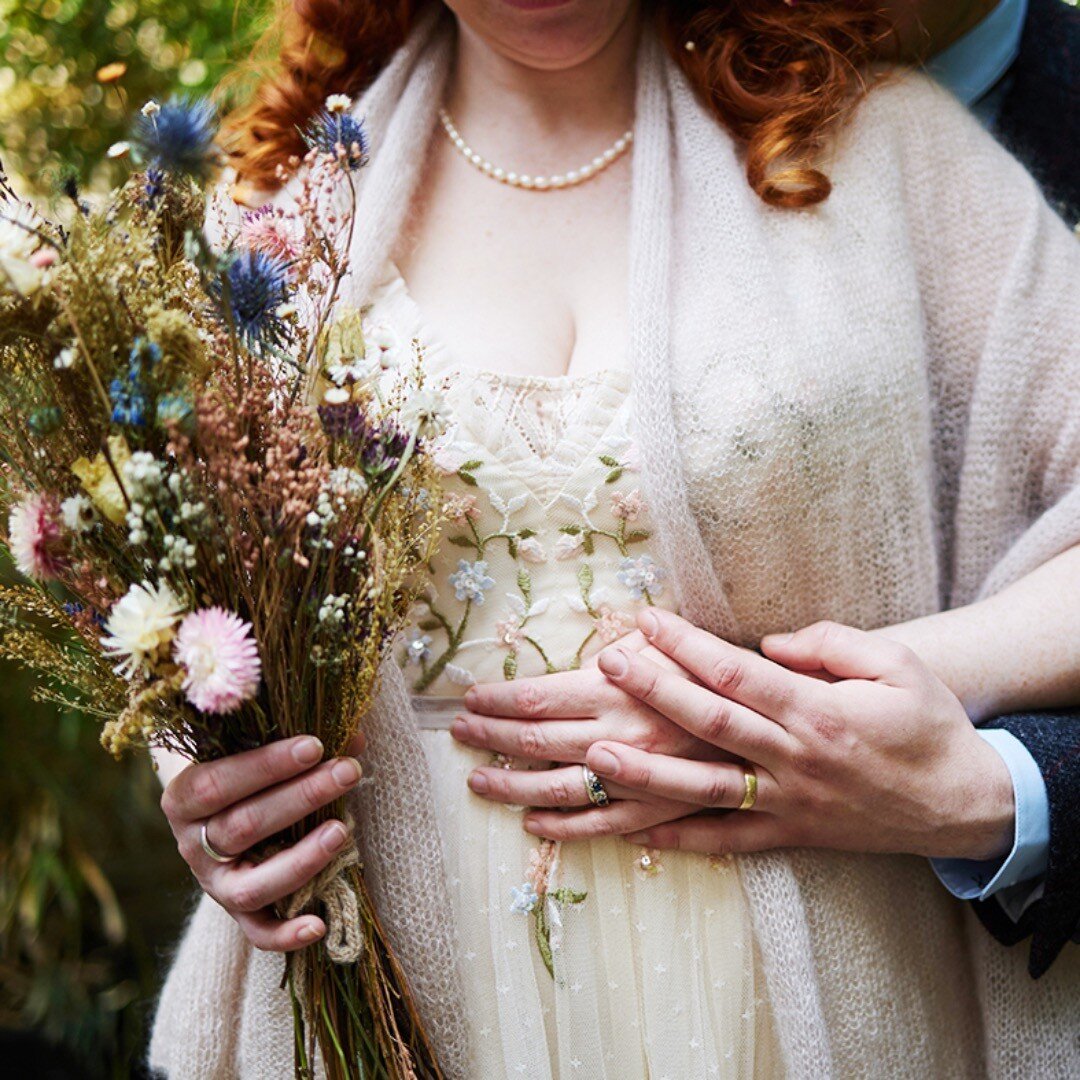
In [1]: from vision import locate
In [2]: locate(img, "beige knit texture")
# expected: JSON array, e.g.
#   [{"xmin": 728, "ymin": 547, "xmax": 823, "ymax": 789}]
[{"xmin": 150, "ymin": 15, "xmax": 1080, "ymax": 1078}]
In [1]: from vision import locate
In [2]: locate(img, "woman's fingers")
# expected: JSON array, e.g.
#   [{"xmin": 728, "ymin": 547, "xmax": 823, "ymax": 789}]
[
  {"xmin": 586, "ymin": 742, "xmax": 777, "ymax": 812},
  {"xmin": 467, "ymin": 763, "xmax": 640, "ymax": 808},
  {"xmin": 212, "ymin": 819, "xmax": 352, "ymax": 914},
  {"xmin": 523, "ymin": 799, "xmax": 693, "ymax": 842},
  {"xmin": 626, "ymin": 813, "xmax": 790, "ymax": 855},
  {"xmin": 637, "ymin": 609, "xmax": 818, "ymax": 721},
  {"xmin": 203, "ymin": 756, "xmax": 362, "ymax": 859},
  {"xmin": 233, "ymin": 908, "xmax": 326, "ymax": 953},
  {"xmin": 451, "ymin": 712, "xmax": 599, "ymax": 762},
  {"xmin": 597, "ymin": 647, "xmax": 792, "ymax": 765},
  {"xmin": 464, "ymin": 670, "xmax": 613, "ymax": 719},
  {"xmin": 161, "ymin": 735, "xmax": 325, "ymax": 824}
]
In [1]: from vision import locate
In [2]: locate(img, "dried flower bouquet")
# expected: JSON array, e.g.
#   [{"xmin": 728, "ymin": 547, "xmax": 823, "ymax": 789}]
[{"xmin": 0, "ymin": 96, "xmax": 449, "ymax": 1079}]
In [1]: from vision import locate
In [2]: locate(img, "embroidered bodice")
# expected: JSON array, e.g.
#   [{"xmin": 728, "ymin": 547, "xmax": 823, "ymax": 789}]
[{"xmin": 363, "ymin": 270, "xmax": 676, "ymax": 694}]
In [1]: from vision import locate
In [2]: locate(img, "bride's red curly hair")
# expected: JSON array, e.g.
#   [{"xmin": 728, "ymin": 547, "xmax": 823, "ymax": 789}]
[{"xmin": 224, "ymin": 0, "xmax": 894, "ymax": 209}]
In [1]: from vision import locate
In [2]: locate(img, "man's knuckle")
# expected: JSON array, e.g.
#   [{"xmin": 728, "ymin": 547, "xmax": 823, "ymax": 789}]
[
  {"xmin": 486, "ymin": 772, "xmax": 511, "ymax": 800},
  {"xmin": 704, "ymin": 770, "xmax": 736, "ymax": 808},
  {"xmin": 637, "ymin": 667, "xmax": 662, "ymax": 702},
  {"xmin": 628, "ymin": 720, "xmax": 659, "ymax": 753},
  {"xmin": 228, "ymin": 882, "xmax": 262, "ymax": 914},
  {"xmin": 216, "ymin": 804, "xmax": 259, "ymax": 853},
  {"xmin": 292, "ymin": 845, "xmax": 324, "ymax": 884},
  {"xmin": 790, "ymin": 744, "xmax": 825, "ymax": 780},
  {"xmin": 256, "ymin": 744, "xmax": 290, "ymax": 784},
  {"xmin": 159, "ymin": 785, "xmax": 179, "ymax": 821},
  {"xmin": 806, "ymin": 707, "xmax": 843, "ymax": 743},
  {"xmin": 706, "ymin": 830, "xmax": 735, "ymax": 858},
  {"xmin": 298, "ymin": 772, "xmax": 330, "ymax": 808},
  {"xmin": 588, "ymin": 814, "xmax": 617, "ymax": 837},
  {"xmin": 176, "ymin": 832, "xmax": 200, "ymax": 865},
  {"xmin": 701, "ymin": 699, "xmax": 734, "ymax": 743},
  {"xmin": 627, "ymin": 761, "xmax": 654, "ymax": 792},
  {"xmin": 706, "ymin": 657, "xmax": 744, "ymax": 696}
]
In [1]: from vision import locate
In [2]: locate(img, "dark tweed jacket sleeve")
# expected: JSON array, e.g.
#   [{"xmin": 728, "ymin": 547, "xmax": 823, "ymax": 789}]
[{"xmin": 971, "ymin": 711, "xmax": 1080, "ymax": 977}]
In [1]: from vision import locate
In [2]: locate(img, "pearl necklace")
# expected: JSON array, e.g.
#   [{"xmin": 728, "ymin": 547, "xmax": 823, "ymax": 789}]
[{"xmin": 437, "ymin": 107, "xmax": 633, "ymax": 191}]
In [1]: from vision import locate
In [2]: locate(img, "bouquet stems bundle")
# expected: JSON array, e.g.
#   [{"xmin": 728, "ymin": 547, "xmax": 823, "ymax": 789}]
[{"xmin": 0, "ymin": 96, "xmax": 448, "ymax": 1078}]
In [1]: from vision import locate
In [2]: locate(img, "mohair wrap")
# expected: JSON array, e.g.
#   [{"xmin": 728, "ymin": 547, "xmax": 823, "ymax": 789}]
[{"xmin": 150, "ymin": 11, "xmax": 1080, "ymax": 1077}]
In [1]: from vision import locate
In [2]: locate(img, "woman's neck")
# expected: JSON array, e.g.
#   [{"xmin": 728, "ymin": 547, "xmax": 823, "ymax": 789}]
[{"xmin": 445, "ymin": 8, "xmax": 640, "ymax": 174}]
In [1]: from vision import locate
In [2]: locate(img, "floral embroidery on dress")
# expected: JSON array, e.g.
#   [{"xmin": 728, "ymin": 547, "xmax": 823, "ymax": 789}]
[
  {"xmin": 402, "ymin": 444, "xmax": 667, "ymax": 693},
  {"xmin": 509, "ymin": 838, "xmax": 588, "ymax": 978}
]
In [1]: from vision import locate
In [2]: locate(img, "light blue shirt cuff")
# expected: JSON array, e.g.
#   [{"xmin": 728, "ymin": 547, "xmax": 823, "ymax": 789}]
[
  {"xmin": 931, "ymin": 728, "xmax": 1050, "ymax": 904},
  {"xmin": 926, "ymin": 0, "xmax": 1028, "ymax": 107}
]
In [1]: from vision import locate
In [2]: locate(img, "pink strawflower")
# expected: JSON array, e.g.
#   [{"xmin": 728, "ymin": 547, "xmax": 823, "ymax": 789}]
[
  {"xmin": 7, "ymin": 494, "xmax": 66, "ymax": 580},
  {"xmin": 174, "ymin": 607, "xmax": 262, "ymax": 714},
  {"xmin": 240, "ymin": 205, "xmax": 304, "ymax": 263}
]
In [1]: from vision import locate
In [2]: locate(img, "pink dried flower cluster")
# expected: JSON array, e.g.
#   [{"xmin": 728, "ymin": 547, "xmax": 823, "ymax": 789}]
[{"xmin": 241, "ymin": 205, "xmax": 304, "ymax": 264}]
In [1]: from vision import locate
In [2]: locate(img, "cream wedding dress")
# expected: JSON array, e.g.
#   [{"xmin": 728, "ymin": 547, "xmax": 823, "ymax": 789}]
[{"xmin": 368, "ymin": 266, "xmax": 781, "ymax": 1079}]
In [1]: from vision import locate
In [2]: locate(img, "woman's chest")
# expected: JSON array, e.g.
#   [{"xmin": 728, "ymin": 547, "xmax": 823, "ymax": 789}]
[{"xmin": 394, "ymin": 144, "xmax": 631, "ymax": 380}]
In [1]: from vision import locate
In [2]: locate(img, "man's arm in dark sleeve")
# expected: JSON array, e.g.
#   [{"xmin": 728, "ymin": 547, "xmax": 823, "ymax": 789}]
[{"xmin": 971, "ymin": 711, "xmax": 1080, "ymax": 977}]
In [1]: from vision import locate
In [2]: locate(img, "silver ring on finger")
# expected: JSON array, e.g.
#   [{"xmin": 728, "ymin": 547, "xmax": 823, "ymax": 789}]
[
  {"xmin": 200, "ymin": 820, "xmax": 240, "ymax": 864},
  {"xmin": 582, "ymin": 765, "xmax": 611, "ymax": 807}
]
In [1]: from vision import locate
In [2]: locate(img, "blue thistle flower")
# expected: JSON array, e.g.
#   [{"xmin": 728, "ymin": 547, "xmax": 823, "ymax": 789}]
[
  {"xmin": 132, "ymin": 98, "xmax": 218, "ymax": 178},
  {"xmin": 302, "ymin": 110, "xmax": 368, "ymax": 170},
  {"xmin": 317, "ymin": 402, "xmax": 411, "ymax": 476},
  {"xmin": 110, "ymin": 371, "xmax": 149, "ymax": 427},
  {"xmin": 213, "ymin": 249, "xmax": 292, "ymax": 350}
]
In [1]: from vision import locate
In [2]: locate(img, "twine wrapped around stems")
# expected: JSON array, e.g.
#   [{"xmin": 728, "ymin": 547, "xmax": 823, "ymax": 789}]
[{"xmin": 285, "ymin": 819, "xmax": 364, "ymax": 965}]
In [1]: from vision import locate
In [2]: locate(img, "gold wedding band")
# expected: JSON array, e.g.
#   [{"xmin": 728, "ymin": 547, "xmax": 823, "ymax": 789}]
[
  {"xmin": 737, "ymin": 765, "xmax": 758, "ymax": 811},
  {"xmin": 200, "ymin": 821, "xmax": 239, "ymax": 864}
]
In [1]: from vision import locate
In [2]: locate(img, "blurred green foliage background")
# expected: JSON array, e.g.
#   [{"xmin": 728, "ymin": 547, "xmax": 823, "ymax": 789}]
[
  {"xmin": 1, "ymin": 0, "xmax": 267, "ymax": 194},
  {"xmin": 0, "ymin": 3, "xmax": 268, "ymax": 1074}
]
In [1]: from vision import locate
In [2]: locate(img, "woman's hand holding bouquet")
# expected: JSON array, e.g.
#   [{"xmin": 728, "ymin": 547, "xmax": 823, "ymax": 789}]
[{"xmin": 160, "ymin": 732, "xmax": 364, "ymax": 952}]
